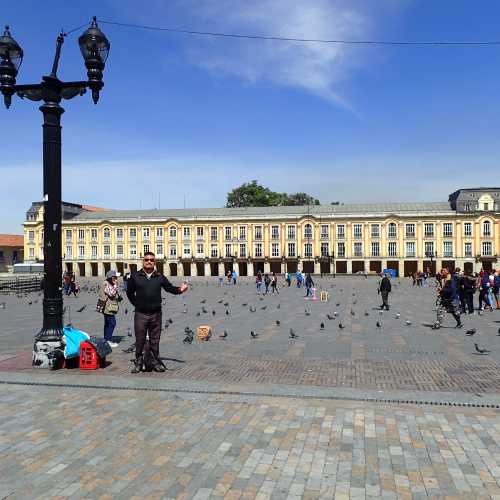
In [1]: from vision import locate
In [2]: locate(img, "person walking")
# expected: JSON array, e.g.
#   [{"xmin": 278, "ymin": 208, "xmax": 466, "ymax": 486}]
[
  {"xmin": 438, "ymin": 276, "xmax": 463, "ymax": 328},
  {"xmin": 126, "ymin": 252, "xmax": 188, "ymax": 373},
  {"xmin": 305, "ymin": 273, "xmax": 314, "ymax": 297},
  {"xmin": 231, "ymin": 269, "xmax": 238, "ymax": 285},
  {"xmin": 494, "ymin": 269, "xmax": 500, "ymax": 309},
  {"xmin": 285, "ymin": 271, "xmax": 291, "ymax": 287},
  {"xmin": 255, "ymin": 271, "xmax": 263, "ymax": 294},
  {"xmin": 378, "ymin": 273, "xmax": 392, "ymax": 310},
  {"xmin": 96, "ymin": 270, "xmax": 122, "ymax": 348},
  {"xmin": 271, "ymin": 272, "xmax": 279, "ymax": 294},
  {"xmin": 264, "ymin": 273, "xmax": 271, "ymax": 295},
  {"xmin": 461, "ymin": 270, "xmax": 476, "ymax": 315}
]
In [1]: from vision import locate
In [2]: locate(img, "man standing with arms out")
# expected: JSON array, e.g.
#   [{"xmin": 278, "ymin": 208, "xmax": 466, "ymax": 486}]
[
  {"xmin": 126, "ymin": 252, "xmax": 188, "ymax": 373},
  {"xmin": 378, "ymin": 272, "xmax": 392, "ymax": 310}
]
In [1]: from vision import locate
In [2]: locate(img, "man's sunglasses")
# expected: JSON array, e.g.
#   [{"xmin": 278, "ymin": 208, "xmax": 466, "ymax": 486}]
[{"xmin": 144, "ymin": 258, "xmax": 155, "ymax": 262}]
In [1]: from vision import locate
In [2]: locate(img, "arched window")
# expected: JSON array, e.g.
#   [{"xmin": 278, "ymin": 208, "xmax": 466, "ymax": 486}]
[
  {"xmin": 169, "ymin": 226, "xmax": 177, "ymax": 239},
  {"xmin": 483, "ymin": 220, "xmax": 491, "ymax": 236},
  {"xmin": 387, "ymin": 223, "xmax": 397, "ymax": 238},
  {"xmin": 103, "ymin": 227, "xmax": 110, "ymax": 240},
  {"xmin": 304, "ymin": 224, "xmax": 312, "ymax": 239}
]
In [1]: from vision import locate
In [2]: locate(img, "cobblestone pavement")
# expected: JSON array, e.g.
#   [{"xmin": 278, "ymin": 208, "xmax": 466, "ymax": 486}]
[
  {"xmin": 3, "ymin": 383, "xmax": 500, "ymax": 499},
  {"xmin": 1, "ymin": 277, "xmax": 500, "ymax": 394}
]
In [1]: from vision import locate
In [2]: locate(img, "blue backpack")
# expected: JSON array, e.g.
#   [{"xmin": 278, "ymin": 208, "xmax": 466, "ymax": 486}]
[{"xmin": 63, "ymin": 325, "xmax": 90, "ymax": 358}]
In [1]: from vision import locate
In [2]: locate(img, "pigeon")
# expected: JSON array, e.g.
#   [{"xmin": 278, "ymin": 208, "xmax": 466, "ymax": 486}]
[
  {"xmin": 261, "ymin": 306, "xmax": 267, "ymax": 310},
  {"xmin": 497, "ymin": 328, "xmax": 500, "ymax": 336},
  {"xmin": 277, "ymin": 303, "xmax": 281, "ymax": 309},
  {"xmin": 395, "ymin": 313, "xmax": 400, "ymax": 319},
  {"xmin": 226, "ymin": 310, "xmax": 230, "ymax": 315},
  {"xmin": 200, "ymin": 299, "xmax": 206, "ymax": 304},
  {"xmin": 202, "ymin": 306, "xmax": 208, "ymax": 314},
  {"xmin": 183, "ymin": 335, "xmax": 193, "ymax": 344},
  {"xmin": 164, "ymin": 322, "xmax": 170, "ymax": 329},
  {"xmin": 305, "ymin": 310, "xmax": 311, "ymax": 316},
  {"xmin": 465, "ymin": 328, "xmax": 476, "ymax": 336},
  {"xmin": 212, "ymin": 310, "xmax": 216, "ymax": 316},
  {"xmin": 168, "ymin": 318, "xmax": 173, "ymax": 324},
  {"xmin": 241, "ymin": 303, "xmax": 248, "ymax": 307},
  {"xmin": 249, "ymin": 306, "xmax": 256, "ymax": 313},
  {"xmin": 124, "ymin": 308, "xmax": 128, "ymax": 315},
  {"xmin": 405, "ymin": 320, "xmax": 412, "ymax": 326},
  {"xmin": 122, "ymin": 343, "xmax": 135, "ymax": 353},
  {"xmin": 76, "ymin": 305, "xmax": 86, "ymax": 313},
  {"xmin": 220, "ymin": 330, "xmax": 228, "ymax": 339},
  {"xmin": 350, "ymin": 310, "xmax": 355, "ymax": 317},
  {"xmin": 326, "ymin": 314, "xmax": 334, "ymax": 321},
  {"xmin": 127, "ymin": 327, "xmax": 132, "ymax": 337},
  {"xmin": 376, "ymin": 321, "xmax": 382, "ymax": 328},
  {"xmin": 218, "ymin": 299, "xmax": 223, "ymax": 304},
  {"xmin": 289, "ymin": 328, "xmax": 299, "ymax": 339},
  {"xmin": 196, "ymin": 312, "xmax": 201, "ymax": 317},
  {"xmin": 333, "ymin": 311, "xmax": 338, "ymax": 317},
  {"xmin": 223, "ymin": 302, "xmax": 229, "ymax": 307},
  {"xmin": 339, "ymin": 322, "xmax": 345, "ymax": 329},
  {"xmin": 336, "ymin": 303, "xmax": 340, "ymax": 307},
  {"xmin": 276, "ymin": 320, "xmax": 281, "ymax": 326},
  {"xmin": 28, "ymin": 301, "xmax": 32, "ymax": 306},
  {"xmin": 259, "ymin": 297, "xmax": 264, "ymax": 301},
  {"xmin": 364, "ymin": 311, "xmax": 369, "ymax": 317},
  {"xmin": 474, "ymin": 343, "xmax": 490, "ymax": 354},
  {"xmin": 320, "ymin": 322, "xmax": 325, "ymax": 330},
  {"xmin": 250, "ymin": 331, "xmax": 258, "ymax": 338}
]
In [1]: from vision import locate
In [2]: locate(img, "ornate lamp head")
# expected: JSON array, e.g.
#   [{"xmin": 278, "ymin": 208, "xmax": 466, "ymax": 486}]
[
  {"xmin": 0, "ymin": 25, "xmax": 23, "ymax": 108},
  {"xmin": 78, "ymin": 17, "xmax": 110, "ymax": 104}
]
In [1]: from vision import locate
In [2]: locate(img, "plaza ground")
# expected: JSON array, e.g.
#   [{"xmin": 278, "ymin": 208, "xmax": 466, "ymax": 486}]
[{"xmin": 1, "ymin": 276, "xmax": 500, "ymax": 498}]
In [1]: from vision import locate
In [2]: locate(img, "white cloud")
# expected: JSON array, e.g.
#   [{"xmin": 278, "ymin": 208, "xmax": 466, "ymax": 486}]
[{"xmin": 179, "ymin": 0, "xmax": 376, "ymax": 108}]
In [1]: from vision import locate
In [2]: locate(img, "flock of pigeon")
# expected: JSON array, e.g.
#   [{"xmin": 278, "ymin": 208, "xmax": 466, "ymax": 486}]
[{"xmin": 1, "ymin": 278, "xmax": 498, "ymax": 356}]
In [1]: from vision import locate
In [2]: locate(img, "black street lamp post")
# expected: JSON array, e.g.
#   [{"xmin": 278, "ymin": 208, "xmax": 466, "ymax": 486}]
[{"xmin": 0, "ymin": 18, "xmax": 110, "ymax": 341}]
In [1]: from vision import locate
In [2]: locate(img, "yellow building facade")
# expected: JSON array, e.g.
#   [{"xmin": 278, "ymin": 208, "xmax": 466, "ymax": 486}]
[{"xmin": 24, "ymin": 188, "xmax": 500, "ymax": 278}]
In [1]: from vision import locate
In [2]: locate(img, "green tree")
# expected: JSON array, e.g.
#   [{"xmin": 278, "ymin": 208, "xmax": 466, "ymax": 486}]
[
  {"xmin": 285, "ymin": 192, "xmax": 320, "ymax": 206},
  {"xmin": 226, "ymin": 181, "xmax": 320, "ymax": 207}
]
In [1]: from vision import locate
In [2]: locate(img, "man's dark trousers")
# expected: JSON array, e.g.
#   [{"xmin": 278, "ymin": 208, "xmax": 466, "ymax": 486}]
[
  {"xmin": 381, "ymin": 291, "xmax": 390, "ymax": 310},
  {"xmin": 134, "ymin": 311, "xmax": 162, "ymax": 360}
]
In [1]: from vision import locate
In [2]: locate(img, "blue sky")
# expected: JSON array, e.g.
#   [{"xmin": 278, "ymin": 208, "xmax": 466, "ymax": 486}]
[{"xmin": 1, "ymin": 0, "xmax": 499, "ymax": 233}]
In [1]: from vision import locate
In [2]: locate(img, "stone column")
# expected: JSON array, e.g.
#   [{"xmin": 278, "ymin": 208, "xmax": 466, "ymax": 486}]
[
  {"xmin": 84, "ymin": 262, "xmax": 91, "ymax": 278},
  {"xmin": 218, "ymin": 261, "xmax": 225, "ymax": 276},
  {"xmin": 164, "ymin": 261, "xmax": 171, "ymax": 277},
  {"xmin": 264, "ymin": 261, "xmax": 271, "ymax": 273},
  {"xmin": 247, "ymin": 261, "xmax": 254, "ymax": 276},
  {"xmin": 280, "ymin": 261, "xmax": 286, "ymax": 274},
  {"xmin": 314, "ymin": 261, "xmax": 321, "ymax": 274},
  {"xmin": 346, "ymin": 260, "xmax": 352, "ymax": 274},
  {"xmin": 177, "ymin": 260, "xmax": 184, "ymax": 277},
  {"xmin": 190, "ymin": 262, "xmax": 197, "ymax": 277},
  {"xmin": 204, "ymin": 261, "xmax": 210, "ymax": 277}
]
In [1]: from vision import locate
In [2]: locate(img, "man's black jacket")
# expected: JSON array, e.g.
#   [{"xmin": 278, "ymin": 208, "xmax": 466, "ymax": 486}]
[
  {"xmin": 126, "ymin": 269, "xmax": 182, "ymax": 314},
  {"xmin": 379, "ymin": 277, "xmax": 392, "ymax": 292}
]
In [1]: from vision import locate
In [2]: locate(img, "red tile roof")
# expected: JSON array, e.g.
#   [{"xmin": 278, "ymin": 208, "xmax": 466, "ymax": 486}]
[
  {"xmin": 0, "ymin": 234, "xmax": 24, "ymax": 247},
  {"xmin": 82, "ymin": 205, "xmax": 108, "ymax": 212}
]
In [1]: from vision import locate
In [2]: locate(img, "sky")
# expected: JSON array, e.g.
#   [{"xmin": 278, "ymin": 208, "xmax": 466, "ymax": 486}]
[{"xmin": 1, "ymin": 0, "xmax": 500, "ymax": 233}]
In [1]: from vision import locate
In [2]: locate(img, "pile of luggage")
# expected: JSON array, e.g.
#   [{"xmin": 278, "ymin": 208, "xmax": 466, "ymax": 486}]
[{"xmin": 32, "ymin": 326, "xmax": 112, "ymax": 370}]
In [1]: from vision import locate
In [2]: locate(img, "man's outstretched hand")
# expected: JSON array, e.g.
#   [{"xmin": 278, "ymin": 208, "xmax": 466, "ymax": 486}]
[{"xmin": 179, "ymin": 282, "xmax": 189, "ymax": 293}]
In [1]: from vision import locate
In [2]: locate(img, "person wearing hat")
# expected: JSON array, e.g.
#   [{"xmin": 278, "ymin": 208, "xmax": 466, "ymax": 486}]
[{"xmin": 96, "ymin": 270, "xmax": 122, "ymax": 348}]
